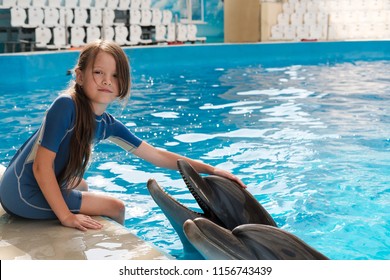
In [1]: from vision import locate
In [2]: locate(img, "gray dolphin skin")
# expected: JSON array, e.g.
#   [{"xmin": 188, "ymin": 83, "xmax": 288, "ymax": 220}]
[
  {"xmin": 177, "ymin": 159, "xmax": 277, "ymax": 228},
  {"xmin": 147, "ymin": 178, "xmax": 203, "ymax": 258},
  {"xmin": 146, "ymin": 159, "xmax": 277, "ymax": 258},
  {"xmin": 184, "ymin": 218, "xmax": 329, "ymax": 260},
  {"xmin": 147, "ymin": 159, "xmax": 328, "ymax": 260}
]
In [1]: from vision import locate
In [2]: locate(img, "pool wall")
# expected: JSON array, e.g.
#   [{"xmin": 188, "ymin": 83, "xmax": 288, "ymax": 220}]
[{"xmin": 0, "ymin": 40, "xmax": 389, "ymax": 91}]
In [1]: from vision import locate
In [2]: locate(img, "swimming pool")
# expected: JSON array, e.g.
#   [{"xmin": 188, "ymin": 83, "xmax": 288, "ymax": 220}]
[{"xmin": 0, "ymin": 42, "xmax": 389, "ymax": 260}]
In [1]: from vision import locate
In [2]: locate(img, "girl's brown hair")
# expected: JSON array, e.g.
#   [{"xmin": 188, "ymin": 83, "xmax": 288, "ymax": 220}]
[{"xmin": 58, "ymin": 40, "xmax": 131, "ymax": 189}]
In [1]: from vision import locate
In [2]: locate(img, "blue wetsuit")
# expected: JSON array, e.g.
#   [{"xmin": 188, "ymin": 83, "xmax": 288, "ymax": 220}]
[{"xmin": 0, "ymin": 95, "xmax": 142, "ymax": 219}]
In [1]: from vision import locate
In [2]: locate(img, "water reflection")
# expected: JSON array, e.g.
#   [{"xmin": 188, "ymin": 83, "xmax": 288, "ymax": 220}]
[{"xmin": 1, "ymin": 61, "xmax": 390, "ymax": 260}]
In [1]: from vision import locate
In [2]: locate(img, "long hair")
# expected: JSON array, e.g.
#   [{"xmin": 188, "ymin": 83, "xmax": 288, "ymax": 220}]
[{"xmin": 58, "ymin": 40, "xmax": 131, "ymax": 189}]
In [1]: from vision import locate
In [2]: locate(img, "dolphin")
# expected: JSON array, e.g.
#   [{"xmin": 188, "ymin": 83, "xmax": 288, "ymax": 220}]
[
  {"xmin": 147, "ymin": 159, "xmax": 277, "ymax": 258},
  {"xmin": 184, "ymin": 218, "xmax": 329, "ymax": 260},
  {"xmin": 177, "ymin": 159, "xmax": 277, "ymax": 228}
]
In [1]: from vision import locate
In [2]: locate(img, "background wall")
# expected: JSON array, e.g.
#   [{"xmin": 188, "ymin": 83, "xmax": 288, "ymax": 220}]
[{"xmin": 151, "ymin": 0, "xmax": 225, "ymax": 43}]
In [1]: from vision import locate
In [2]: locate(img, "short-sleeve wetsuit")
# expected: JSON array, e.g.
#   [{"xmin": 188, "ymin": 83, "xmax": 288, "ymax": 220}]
[{"xmin": 0, "ymin": 95, "xmax": 142, "ymax": 219}]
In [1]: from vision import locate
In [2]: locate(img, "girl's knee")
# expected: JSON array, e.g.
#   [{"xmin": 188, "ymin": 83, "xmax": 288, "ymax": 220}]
[
  {"xmin": 108, "ymin": 198, "xmax": 125, "ymax": 224},
  {"xmin": 80, "ymin": 192, "xmax": 125, "ymax": 224},
  {"xmin": 73, "ymin": 178, "xmax": 89, "ymax": 191},
  {"xmin": 112, "ymin": 198, "xmax": 125, "ymax": 213}
]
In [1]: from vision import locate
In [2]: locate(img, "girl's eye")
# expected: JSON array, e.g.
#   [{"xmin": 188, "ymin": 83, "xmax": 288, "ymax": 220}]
[{"xmin": 94, "ymin": 70, "xmax": 103, "ymax": 75}]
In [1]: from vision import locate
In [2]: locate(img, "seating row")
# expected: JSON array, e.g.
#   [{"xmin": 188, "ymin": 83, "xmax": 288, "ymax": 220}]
[
  {"xmin": 1, "ymin": 0, "xmax": 152, "ymax": 10},
  {"xmin": 33, "ymin": 23, "xmax": 205, "ymax": 50},
  {"xmin": 34, "ymin": 24, "xmax": 150, "ymax": 49},
  {"xmin": 327, "ymin": 23, "xmax": 390, "ymax": 40},
  {"xmin": 1, "ymin": 0, "xmax": 207, "ymax": 52},
  {"xmin": 283, "ymin": 0, "xmax": 390, "ymax": 14},
  {"xmin": 271, "ymin": 22, "xmax": 390, "ymax": 41},
  {"xmin": 277, "ymin": 10, "xmax": 390, "ymax": 27},
  {"xmin": 271, "ymin": 0, "xmax": 390, "ymax": 41},
  {"xmin": 9, "ymin": 6, "xmax": 173, "ymax": 28}
]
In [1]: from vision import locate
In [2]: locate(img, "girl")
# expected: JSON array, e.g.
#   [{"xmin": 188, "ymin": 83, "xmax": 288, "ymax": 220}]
[{"xmin": 0, "ymin": 40, "xmax": 245, "ymax": 231}]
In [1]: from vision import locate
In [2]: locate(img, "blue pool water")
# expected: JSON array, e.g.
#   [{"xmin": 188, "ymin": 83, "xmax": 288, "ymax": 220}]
[{"xmin": 0, "ymin": 56, "xmax": 389, "ymax": 260}]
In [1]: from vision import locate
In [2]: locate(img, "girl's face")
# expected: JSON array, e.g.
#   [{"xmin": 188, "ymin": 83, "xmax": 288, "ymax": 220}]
[{"xmin": 76, "ymin": 51, "xmax": 120, "ymax": 115}]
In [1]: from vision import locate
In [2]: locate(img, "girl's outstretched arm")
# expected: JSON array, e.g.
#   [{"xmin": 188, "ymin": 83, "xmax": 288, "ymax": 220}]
[{"xmin": 133, "ymin": 141, "xmax": 247, "ymax": 188}]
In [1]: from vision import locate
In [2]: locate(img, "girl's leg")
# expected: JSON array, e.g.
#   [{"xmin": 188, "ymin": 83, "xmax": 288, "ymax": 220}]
[
  {"xmin": 74, "ymin": 178, "xmax": 88, "ymax": 192},
  {"xmin": 79, "ymin": 192, "xmax": 125, "ymax": 224}
]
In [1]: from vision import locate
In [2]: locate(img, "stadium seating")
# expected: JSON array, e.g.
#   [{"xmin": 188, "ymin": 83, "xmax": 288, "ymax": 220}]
[
  {"xmin": 0, "ymin": 0, "xmax": 206, "ymax": 52},
  {"xmin": 270, "ymin": 0, "xmax": 390, "ymax": 41}
]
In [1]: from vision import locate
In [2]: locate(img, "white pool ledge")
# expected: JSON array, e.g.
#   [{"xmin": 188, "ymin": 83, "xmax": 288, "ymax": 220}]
[{"xmin": 0, "ymin": 205, "xmax": 172, "ymax": 260}]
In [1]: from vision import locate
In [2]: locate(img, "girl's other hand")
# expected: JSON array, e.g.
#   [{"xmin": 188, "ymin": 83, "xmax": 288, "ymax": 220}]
[
  {"xmin": 61, "ymin": 213, "xmax": 103, "ymax": 231},
  {"xmin": 212, "ymin": 168, "xmax": 247, "ymax": 189}
]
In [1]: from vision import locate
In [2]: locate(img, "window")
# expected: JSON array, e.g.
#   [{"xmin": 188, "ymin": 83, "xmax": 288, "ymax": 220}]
[{"xmin": 180, "ymin": 0, "xmax": 205, "ymax": 24}]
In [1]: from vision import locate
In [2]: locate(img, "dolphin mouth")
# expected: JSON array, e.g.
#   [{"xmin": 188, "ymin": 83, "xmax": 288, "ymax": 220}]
[
  {"xmin": 148, "ymin": 159, "xmax": 224, "ymax": 225},
  {"xmin": 147, "ymin": 178, "xmax": 205, "ymax": 218},
  {"xmin": 177, "ymin": 159, "xmax": 225, "ymax": 225},
  {"xmin": 177, "ymin": 164, "xmax": 210, "ymax": 215},
  {"xmin": 147, "ymin": 178, "xmax": 206, "ymax": 258}
]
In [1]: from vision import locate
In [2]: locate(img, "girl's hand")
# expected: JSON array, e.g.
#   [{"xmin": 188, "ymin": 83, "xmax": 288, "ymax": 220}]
[
  {"xmin": 212, "ymin": 168, "xmax": 247, "ymax": 189},
  {"xmin": 61, "ymin": 213, "xmax": 103, "ymax": 231}
]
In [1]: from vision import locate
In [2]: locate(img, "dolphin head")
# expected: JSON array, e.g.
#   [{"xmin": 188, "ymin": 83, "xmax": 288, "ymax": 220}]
[
  {"xmin": 147, "ymin": 178, "xmax": 203, "ymax": 258},
  {"xmin": 146, "ymin": 159, "xmax": 276, "ymax": 258},
  {"xmin": 183, "ymin": 218, "xmax": 256, "ymax": 260},
  {"xmin": 177, "ymin": 159, "xmax": 277, "ymax": 228},
  {"xmin": 184, "ymin": 218, "xmax": 329, "ymax": 260}
]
